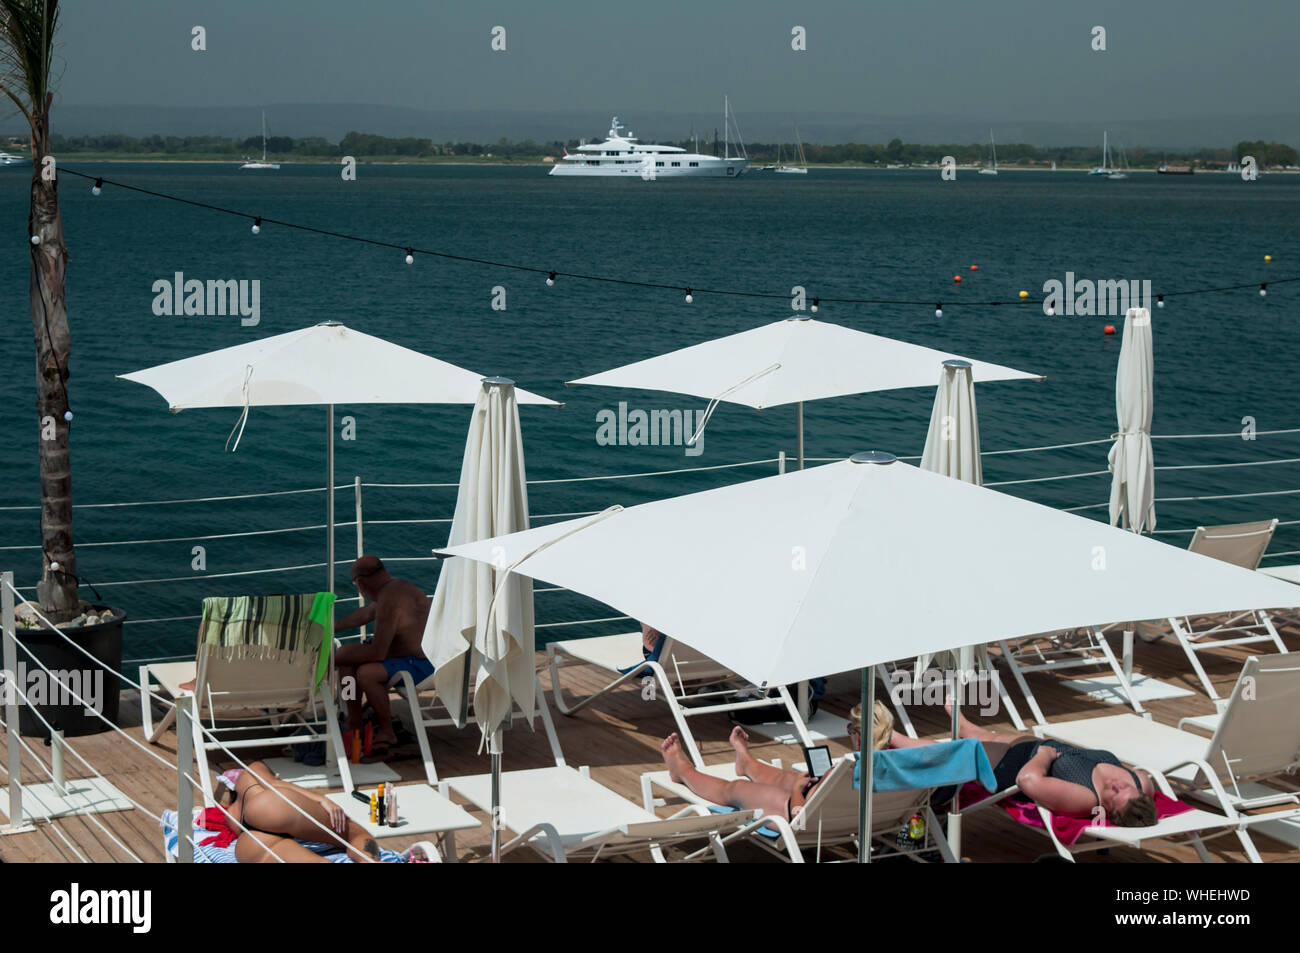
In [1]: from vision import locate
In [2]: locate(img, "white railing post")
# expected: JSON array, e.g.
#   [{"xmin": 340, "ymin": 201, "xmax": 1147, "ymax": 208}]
[
  {"xmin": 2, "ymin": 572, "xmax": 26, "ymax": 833},
  {"xmin": 354, "ymin": 476, "xmax": 367, "ymax": 637},
  {"xmin": 51, "ymin": 729, "xmax": 66, "ymax": 797},
  {"xmin": 176, "ymin": 702, "xmax": 194, "ymax": 863},
  {"xmin": 778, "ymin": 451, "xmax": 786, "ymax": 475}
]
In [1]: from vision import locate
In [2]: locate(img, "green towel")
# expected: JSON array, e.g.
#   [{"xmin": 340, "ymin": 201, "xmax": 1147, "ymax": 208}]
[{"xmin": 198, "ymin": 592, "xmax": 336, "ymax": 687}]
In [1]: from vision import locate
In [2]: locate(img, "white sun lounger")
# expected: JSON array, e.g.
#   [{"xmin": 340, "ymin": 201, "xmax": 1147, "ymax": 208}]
[
  {"xmin": 961, "ymin": 779, "xmax": 1252, "ymax": 862},
  {"xmin": 1161, "ymin": 521, "xmax": 1291, "ymax": 700},
  {"xmin": 440, "ymin": 764, "xmax": 752, "ymax": 862},
  {"xmin": 641, "ymin": 753, "xmax": 957, "ymax": 863},
  {"xmin": 547, "ymin": 630, "xmax": 813, "ymax": 767},
  {"xmin": 1032, "ymin": 651, "xmax": 1300, "ymax": 861}
]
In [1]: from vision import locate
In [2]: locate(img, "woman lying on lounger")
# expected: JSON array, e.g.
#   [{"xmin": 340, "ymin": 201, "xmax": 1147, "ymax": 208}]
[
  {"xmin": 889, "ymin": 703, "xmax": 1159, "ymax": 828},
  {"xmin": 659, "ymin": 701, "xmax": 895, "ymax": 824},
  {"xmin": 208, "ymin": 760, "xmax": 383, "ymax": 863}
]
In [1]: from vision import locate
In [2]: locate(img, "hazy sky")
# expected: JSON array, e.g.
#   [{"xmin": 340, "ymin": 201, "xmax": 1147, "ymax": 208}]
[{"xmin": 56, "ymin": 0, "xmax": 1294, "ymax": 121}]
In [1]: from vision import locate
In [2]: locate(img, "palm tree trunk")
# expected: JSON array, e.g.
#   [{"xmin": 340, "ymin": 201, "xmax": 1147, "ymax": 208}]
[{"xmin": 28, "ymin": 99, "xmax": 78, "ymax": 622}]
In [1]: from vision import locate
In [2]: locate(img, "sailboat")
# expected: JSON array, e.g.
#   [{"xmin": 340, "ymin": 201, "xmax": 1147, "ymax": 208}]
[
  {"xmin": 1089, "ymin": 131, "xmax": 1113, "ymax": 175},
  {"xmin": 1107, "ymin": 143, "xmax": 1130, "ymax": 180},
  {"xmin": 239, "ymin": 111, "xmax": 280, "ymax": 170},
  {"xmin": 774, "ymin": 124, "xmax": 809, "ymax": 174},
  {"xmin": 978, "ymin": 130, "xmax": 998, "ymax": 175}
]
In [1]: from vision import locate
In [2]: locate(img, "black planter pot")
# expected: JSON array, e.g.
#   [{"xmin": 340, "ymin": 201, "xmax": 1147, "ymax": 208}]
[{"xmin": 13, "ymin": 605, "xmax": 126, "ymax": 738}]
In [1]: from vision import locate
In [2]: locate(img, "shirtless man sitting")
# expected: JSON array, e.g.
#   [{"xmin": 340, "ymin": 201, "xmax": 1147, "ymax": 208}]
[{"xmin": 334, "ymin": 555, "xmax": 432, "ymax": 761}]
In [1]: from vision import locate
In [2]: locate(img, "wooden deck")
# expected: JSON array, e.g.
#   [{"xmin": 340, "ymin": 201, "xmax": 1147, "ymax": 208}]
[{"xmin": 3, "ymin": 620, "xmax": 1299, "ymax": 864}]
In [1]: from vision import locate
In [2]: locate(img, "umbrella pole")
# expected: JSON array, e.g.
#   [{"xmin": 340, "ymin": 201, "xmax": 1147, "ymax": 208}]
[
  {"xmin": 490, "ymin": 728, "xmax": 502, "ymax": 864},
  {"xmin": 858, "ymin": 667, "xmax": 874, "ymax": 863},
  {"xmin": 327, "ymin": 404, "xmax": 335, "ymax": 595},
  {"xmin": 948, "ymin": 667, "xmax": 963, "ymax": 858},
  {"xmin": 796, "ymin": 401, "xmax": 805, "ymax": 470}
]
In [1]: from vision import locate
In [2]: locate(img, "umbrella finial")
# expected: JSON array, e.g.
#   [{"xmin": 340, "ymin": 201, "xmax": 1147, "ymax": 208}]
[
  {"xmin": 850, "ymin": 451, "xmax": 897, "ymax": 465},
  {"xmin": 942, "ymin": 359, "xmax": 972, "ymax": 369},
  {"xmin": 481, "ymin": 377, "xmax": 515, "ymax": 387}
]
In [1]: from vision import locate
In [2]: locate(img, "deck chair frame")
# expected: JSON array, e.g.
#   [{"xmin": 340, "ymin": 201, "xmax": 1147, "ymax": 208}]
[
  {"xmin": 547, "ymin": 631, "xmax": 813, "ymax": 767},
  {"xmin": 998, "ymin": 625, "xmax": 1143, "ymax": 724},
  {"xmin": 1164, "ymin": 520, "xmax": 1289, "ymax": 701},
  {"xmin": 877, "ymin": 646, "xmax": 1027, "ymax": 736}
]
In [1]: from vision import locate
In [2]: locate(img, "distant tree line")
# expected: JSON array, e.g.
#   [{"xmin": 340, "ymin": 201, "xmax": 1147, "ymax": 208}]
[{"xmin": 33, "ymin": 131, "xmax": 1298, "ymax": 167}]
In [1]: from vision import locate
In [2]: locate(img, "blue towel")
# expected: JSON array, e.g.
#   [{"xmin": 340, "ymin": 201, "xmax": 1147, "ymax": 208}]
[{"xmin": 852, "ymin": 739, "xmax": 997, "ymax": 793}]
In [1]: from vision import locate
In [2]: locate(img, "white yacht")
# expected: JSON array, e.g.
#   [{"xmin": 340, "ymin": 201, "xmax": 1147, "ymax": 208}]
[
  {"xmin": 1089, "ymin": 131, "xmax": 1113, "ymax": 175},
  {"xmin": 0, "ymin": 151, "xmax": 29, "ymax": 166},
  {"xmin": 550, "ymin": 99, "xmax": 748, "ymax": 178},
  {"xmin": 239, "ymin": 111, "xmax": 280, "ymax": 170}
]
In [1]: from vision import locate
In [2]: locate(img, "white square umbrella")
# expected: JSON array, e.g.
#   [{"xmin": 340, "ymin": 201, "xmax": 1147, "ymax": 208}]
[
  {"xmin": 421, "ymin": 378, "xmax": 534, "ymax": 863},
  {"xmin": 567, "ymin": 316, "xmax": 1042, "ymax": 468},
  {"xmin": 434, "ymin": 452, "xmax": 1300, "ymax": 859},
  {"xmin": 118, "ymin": 321, "xmax": 559, "ymax": 591},
  {"xmin": 1109, "ymin": 307, "xmax": 1156, "ymax": 534}
]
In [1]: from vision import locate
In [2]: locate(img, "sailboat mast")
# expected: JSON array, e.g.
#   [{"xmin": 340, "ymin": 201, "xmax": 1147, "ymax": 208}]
[
  {"xmin": 262, "ymin": 110, "xmax": 268, "ymax": 162},
  {"xmin": 724, "ymin": 95, "xmax": 729, "ymax": 161}
]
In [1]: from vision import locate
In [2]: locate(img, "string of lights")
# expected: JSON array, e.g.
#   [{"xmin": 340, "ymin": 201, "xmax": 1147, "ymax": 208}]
[{"xmin": 59, "ymin": 167, "xmax": 1297, "ymax": 313}]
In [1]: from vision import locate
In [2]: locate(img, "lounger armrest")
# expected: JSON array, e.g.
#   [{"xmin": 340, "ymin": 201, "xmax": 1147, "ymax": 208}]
[
  {"xmin": 955, "ymin": 785, "xmax": 1021, "ymax": 816},
  {"xmin": 507, "ymin": 822, "xmax": 566, "ymax": 863}
]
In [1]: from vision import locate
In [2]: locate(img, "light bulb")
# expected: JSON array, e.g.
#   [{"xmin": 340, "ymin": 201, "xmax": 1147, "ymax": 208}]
[
  {"xmin": 1156, "ymin": 294, "xmax": 1165, "ymax": 309},
  {"xmin": 405, "ymin": 249, "xmax": 414, "ymax": 265},
  {"xmin": 1047, "ymin": 302, "xmax": 1056, "ymax": 316},
  {"xmin": 684, "ymin": 289, "xmax": 693, "ymax": 304},
  {"xmin": 63, "ymin": 410, "xmax": 73, "ymax": 422},
  {"xmin": 251, "ymin": 218, "xmax": 262, "ymax": 235},
  {"xmin": 91, "ymin": 178, "xmax": 103, "ymax": 196},
  {"xmin": 546, "ymin": 271, "xmax": 556, "ymax": 286},
  {"xmin": 1260, "ymin": 283, "xmax": 1267, "ymax": 297},
  {"xmin": 935, "ymin": 305, "xmax": 943, "ymax": 318},
  {"xmin": 49, "ymin": 561, "xmax": 60, "ymax": 572},
  {"xmin": 810, "ymin": 297, "xmax": 819, "ymax": 313},
  {"xmin": 30, "ymin": 235, "xmax": 40, "ymax": 245}
]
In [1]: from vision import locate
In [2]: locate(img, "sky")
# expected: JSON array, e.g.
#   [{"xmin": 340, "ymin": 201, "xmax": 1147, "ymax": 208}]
[{"xmin": 53, "ymin": 0, "xmax": 1297, "ymax": 123}]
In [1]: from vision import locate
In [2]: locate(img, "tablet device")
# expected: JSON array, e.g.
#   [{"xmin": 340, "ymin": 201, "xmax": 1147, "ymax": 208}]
[{"xmin": 803, "ymin": 744, "xmax": 833, "ymax": 780}]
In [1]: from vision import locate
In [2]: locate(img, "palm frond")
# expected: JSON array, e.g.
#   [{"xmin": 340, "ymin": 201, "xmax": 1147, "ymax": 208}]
[{"xmin": 0, "ymin": 0, "xmax": 59, "ymax": 127}]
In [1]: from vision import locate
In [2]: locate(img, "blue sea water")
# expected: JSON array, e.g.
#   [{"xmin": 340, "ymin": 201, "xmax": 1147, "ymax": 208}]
[{"xmin": 2, "ymin": 163, "xmax": 1299, "ymax": 663}]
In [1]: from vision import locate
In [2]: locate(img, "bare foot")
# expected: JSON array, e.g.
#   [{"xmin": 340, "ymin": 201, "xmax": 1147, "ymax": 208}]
[
  {"xmin": 661, "ymin": 733, "xmax": 690, "ymax": 784},
  {"xmin": 729, "ymin": 725, "xmax": 753, "ymax": 776}
]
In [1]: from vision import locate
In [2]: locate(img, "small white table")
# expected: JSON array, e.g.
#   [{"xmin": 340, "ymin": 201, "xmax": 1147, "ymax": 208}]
[{"xmin": 326, "ymin": 783, "xmax": 479, "ymax": 861}]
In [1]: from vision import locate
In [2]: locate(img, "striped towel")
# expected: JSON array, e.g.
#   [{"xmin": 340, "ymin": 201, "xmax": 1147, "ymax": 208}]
[{"xmin": 199, "ymin": 592, "xmax": 336, "ymax": 686}]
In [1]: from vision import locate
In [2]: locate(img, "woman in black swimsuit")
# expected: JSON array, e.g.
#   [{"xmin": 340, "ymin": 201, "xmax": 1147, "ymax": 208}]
[{"xmin": 890, "ymin": 705, "xmax": 1159, "ymax": 827}]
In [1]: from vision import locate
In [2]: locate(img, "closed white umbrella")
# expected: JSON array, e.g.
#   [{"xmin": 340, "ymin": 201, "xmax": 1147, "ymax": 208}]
[
  {"xmin": 119, "ymin": 322, "xmax": 559, "ymax": 591},
  {"xmin": 568, "ymin": 316, "xmax": 1041, "ymax": 469},
  {"xmin": 436, "ymin": 454, "xmax": 1300, "ymax": 859},
  {"xmin": 421, "ymin": 378, "xmax": 535, "ymax": 863},
  {"xmin": 918, "ymin": 359, "xmax": 984, "ymax": 851},
  {"xmin": 1108, "ymin": 307, "xmax": 1156, "ymax": 534}
]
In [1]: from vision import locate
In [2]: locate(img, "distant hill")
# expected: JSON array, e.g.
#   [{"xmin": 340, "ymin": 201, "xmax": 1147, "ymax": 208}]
[{"xmin": 15, "ymin": 102, "xmax": 1300, "ymax": 151}]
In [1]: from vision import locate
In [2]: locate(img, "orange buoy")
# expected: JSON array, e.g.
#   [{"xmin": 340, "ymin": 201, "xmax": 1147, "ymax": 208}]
[
  {"xmin": 953, "ymin": 275, "xmax": 962, "ymax": 283},
  {"xmin": 970, "ymin": 265, "xmax": 978, "ymax": 271},
  {"xmin": 1104, "ymin": 325, "xmax": 1116, "ymax": 335}
]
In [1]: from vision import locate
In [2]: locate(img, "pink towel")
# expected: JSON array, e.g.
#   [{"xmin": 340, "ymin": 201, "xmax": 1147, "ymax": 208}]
[{"xmin": 959, "ymin": 782, "xmax": 1194, "ymax": 846}]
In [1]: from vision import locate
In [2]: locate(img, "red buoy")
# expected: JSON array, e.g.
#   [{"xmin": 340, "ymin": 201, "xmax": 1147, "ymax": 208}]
[
  {"xmin": 953, "ymin": 275, "xmax": 962, "ymax": 283},
  {"xmin": 1104, "ymin": 325, "xmax": 1116, "ymax": 335},
  {"xmin": 970, "ymin": 265, "xmax": 978, "ymax": 271}
]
